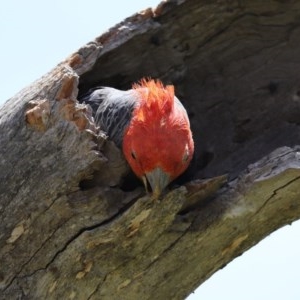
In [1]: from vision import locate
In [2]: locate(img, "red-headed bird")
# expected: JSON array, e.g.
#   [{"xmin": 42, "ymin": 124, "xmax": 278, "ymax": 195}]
[{"xmin": 83, "ymin": 79, "xmax": 194, "ymax": 197}]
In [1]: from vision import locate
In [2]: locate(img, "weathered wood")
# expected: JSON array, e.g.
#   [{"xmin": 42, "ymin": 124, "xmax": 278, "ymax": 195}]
[{"xmin": 1, "ymin": 0, "xmax": 300, "ymax": 299}]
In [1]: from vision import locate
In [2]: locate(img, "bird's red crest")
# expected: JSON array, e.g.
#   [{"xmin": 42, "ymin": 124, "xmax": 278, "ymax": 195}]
[{"xmin": 132, "ymin": 78, "xmax": 174, "ymax": 121}]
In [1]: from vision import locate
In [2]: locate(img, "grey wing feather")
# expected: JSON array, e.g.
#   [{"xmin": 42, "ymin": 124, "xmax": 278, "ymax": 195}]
[{"xmin": 81, "ymin": 87, "xmax": 138, "ymax": 147}]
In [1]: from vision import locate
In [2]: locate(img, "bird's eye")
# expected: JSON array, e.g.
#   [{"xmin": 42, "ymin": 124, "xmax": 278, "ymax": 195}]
[{"xmin": 131, "ymin": 151, "xmax": 137, "ymax": 160}]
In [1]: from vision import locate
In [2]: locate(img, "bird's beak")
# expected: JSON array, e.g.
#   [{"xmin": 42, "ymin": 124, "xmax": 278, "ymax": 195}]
[{"xmin": 145, "ymin": 167, "xmax": 170, "ymax": 198}]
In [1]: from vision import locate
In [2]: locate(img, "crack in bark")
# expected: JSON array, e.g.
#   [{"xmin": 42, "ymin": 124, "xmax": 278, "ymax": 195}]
[
  {"xmin": 4, "ymin": 193, "xmax": 140, "ymax": 293},
  {"xmin": 147, "ymin": 223, "xmax": 192, "ymax": 271},
  {"xmin": 87, "ymin": 228, "xmax": 174, "ymax": 299},
  {"xmin": 86, "ymin": 275, "xmax": 105, "ymax": 299},
  {"xmin": 254, "ymin": 175, "xmax": 300, "ymax": 216},
  {"xmin": 87, "ymin": 212, "xmax": 195, "ymax": 300},
  {"xmin": 18, "ymin": 212, "xmax": 71, "ymax": 274},
  {"xmin": 43, "ymin": 199, "xmax": 138, "ymax": 270},
  {"xmin": 2, "ymin": 196, "xmax": 62, "ymax": 291}
]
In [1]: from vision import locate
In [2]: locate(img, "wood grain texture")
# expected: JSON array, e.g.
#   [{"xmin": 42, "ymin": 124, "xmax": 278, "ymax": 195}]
[{"xmin": 1, "ymin": 0, "xmax": 300, "ymax": 299}]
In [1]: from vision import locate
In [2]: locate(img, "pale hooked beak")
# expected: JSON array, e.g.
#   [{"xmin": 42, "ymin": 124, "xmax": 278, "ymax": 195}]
[{"xmin": 143, "ymin": 167, "xmax": 170, "ymax": 198}]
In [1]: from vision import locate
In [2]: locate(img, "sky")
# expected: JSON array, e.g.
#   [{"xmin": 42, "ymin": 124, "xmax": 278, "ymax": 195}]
[{"xmin": 1, "ymin": 1, "xmax": 300, "ymax": 299}]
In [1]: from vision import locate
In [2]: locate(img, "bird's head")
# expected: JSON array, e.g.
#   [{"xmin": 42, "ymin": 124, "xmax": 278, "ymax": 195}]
[{"xmin": 123, "ymin": 79, "xmax": 194, "ymax": 197}]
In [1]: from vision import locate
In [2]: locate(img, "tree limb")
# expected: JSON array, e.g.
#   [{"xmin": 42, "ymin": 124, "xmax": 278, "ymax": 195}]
[{"xmin": 1, "ymin": 0, "xmax": 300, "ymax": 299}]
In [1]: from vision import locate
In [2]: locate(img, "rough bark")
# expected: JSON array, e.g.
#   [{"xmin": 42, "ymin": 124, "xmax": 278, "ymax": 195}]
[{"xmin": 1, "ymin": 0, "xmax": 300, "ymax": 299}]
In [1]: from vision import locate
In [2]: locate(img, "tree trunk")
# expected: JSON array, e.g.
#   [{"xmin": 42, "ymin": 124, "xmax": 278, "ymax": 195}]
[{"xmin": 1, "ymin": 0, "xmax": 300, "ymax": 299}]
